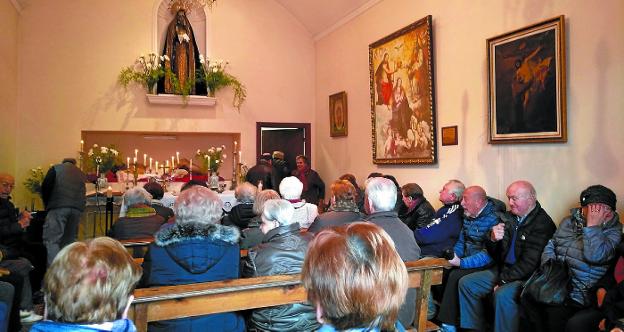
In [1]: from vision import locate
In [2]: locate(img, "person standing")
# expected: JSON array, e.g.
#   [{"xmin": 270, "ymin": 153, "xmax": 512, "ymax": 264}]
[
  {"xmin": 41, "ymin": 158, "xmax": 86, "ymax": 266},
  {"xmin": 292, "ymin": 155, "xmax": 325, "ymax": 211},
  {"xmin": 246, "ymin": 153, "xmax": 274, "ymax": 190}
]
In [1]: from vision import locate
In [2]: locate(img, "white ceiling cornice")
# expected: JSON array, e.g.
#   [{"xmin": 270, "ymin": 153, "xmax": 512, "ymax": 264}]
[{"xmin": 313, "ymin": 0, "xmax": 383, "ymax": 41}]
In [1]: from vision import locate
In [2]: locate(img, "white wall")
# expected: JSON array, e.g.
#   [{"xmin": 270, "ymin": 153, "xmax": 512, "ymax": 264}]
[
  {"xmin": 0, "ymin": 0, "xmax": 18, "ymax": 174},
  {"xmin": 314, "ymin": 0, "xmax": 624, "ymax": 223},
  {"xmin": 11, "ymin": 0, "xmax": 316, "ymax": 204}
]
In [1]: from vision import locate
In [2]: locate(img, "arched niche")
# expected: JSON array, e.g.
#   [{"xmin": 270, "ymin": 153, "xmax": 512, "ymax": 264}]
[{"xmin": 152, "ymin": 0, "xmax": 212, "ymax": 58}]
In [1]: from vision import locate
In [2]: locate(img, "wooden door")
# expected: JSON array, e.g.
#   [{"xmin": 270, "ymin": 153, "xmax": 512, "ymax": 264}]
[{"xmin": 256, "ymin": 123, "xmax": 311, "ymax": 171}]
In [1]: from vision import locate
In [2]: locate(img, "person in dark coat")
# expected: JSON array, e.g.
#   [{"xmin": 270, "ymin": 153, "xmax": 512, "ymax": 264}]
[
  {"xmin": 141, "ymin": 186, "xmax": 245, "ymax": 332},
  {"xmin": 242, "ymin": 199, "xmax": 319, "ymax": 331},
  {"xmin": 271, "ymin": 151, "xmax": 290, "ymax": 190},
  {"xmin": 240, "ymin": 190, "xmax": 280, "ymax": 249},
  {"xmin": 109, "ymin": 188, "xmax": 165, "ymax": 240},
  {"xmin": 142, "ymin": 182, "xmax": 174, "ymax": 222},
  {"xmin": 308, "ymin": 180, "xmax": 362, "ymax": 234},
  {"xmin": 399, "ymin": 183, "xmax": 435, "ymax": 230},
  {"xmin": 364, "ymin": 177, "xmax": 421, "ymax": 328},
  {"xmin": 222, "ymin": 182, "xmax": 256, "ymax": 229},
  {"xmin": 246, "ymin": 153, "xmax": 274, "ymax": 189},
  {"xmin": 291, "ymin": 155, "xmax": 325, "ymax": 210}
]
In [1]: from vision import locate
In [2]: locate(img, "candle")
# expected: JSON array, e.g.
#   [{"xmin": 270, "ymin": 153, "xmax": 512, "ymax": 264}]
[
  {"xmin": 143, "ymin": 154, "xmax": 147, "ymax": 166},
  {"xmin": 106, "ymin": 186, "xmax": 112, "ymax": 198},
  {"xmin": 127, "ymin": 157, "xmax": 130, "ymax": 166},
  {"xmin": 190, "ymin": 159, "xmax": 193, "ymax": 180},
  {"xmin": 207, "ymin": 156, "xmax": 211, "ymax": 172},
  {"xmin": 171, "ymin": 156, "xmax": 175, "ymax": 168},
  {"xmin": 239, "ymin": 151, "xmax": 242, "ymax": 164},
  {"xmin": 80, "ymin": 140, "xmax": 84, "ymax": 152},
  {"xmin": 133, "ymin": 157, "xmax": 137, "ymax": 165},
  {"xmin": 134, "ymin": 149, "xmax": 138, "ymax": 160},
  {"xmin": 234, "ymin": 141, "xmax": 237, "ymax": 151},
  {"xmin": 176, "ymin": 151, "xmax": 180, "ymax": 164},
  {"xmin": 149, "ymin": 157, "xmax": 153, "ymax": 170},
  {"xmin": 166, "ymin": 160, "xmax": 169, "ymax": 167},
  {"xmin": 155, "ymin": 161, "xmax": 159, "ymax": 174}
]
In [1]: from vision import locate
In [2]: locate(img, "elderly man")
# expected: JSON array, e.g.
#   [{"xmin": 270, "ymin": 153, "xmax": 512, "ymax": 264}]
[
  {"xmin": 0, "ymin": 173, "xmax": 31, "ymax": 257},
  {"xmin": 222, "ymin": 182, "xmax": 257, "ymax": 229},
  {"xmin": 457, "ymin": 181, "xmax": 556, "ymax": 332},
  {"xmin": 364, "ymin": 177, "xmax": 421, "ymax": 328},
  {"xmin": 399, "ymin": 183, "xmax": 435, "ymax": 230},
  {"xmin": 109, "ymin": 188, "xmax": 165, "ymax": 240},
  {"xmin": 291, "ymin": 155, "xmax": 325, "ymax": 210},
  {"xmin": 437, "ymin": 186, "xmax": 502, "ymax": 332},
  {"xmin": 414, "ymin": 179, "xmax": 465, "ymax": 258},
  {"xmin": 41, "ymin": 158, "xmax": 86, "ymax": 265}
]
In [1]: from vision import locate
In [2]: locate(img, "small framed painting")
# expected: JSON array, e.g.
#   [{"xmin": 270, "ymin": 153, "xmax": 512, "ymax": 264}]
[
  {"xmin": 441, "ymin": 126, "xmax": 458, "ymax": 146},
  {"xmin": 329, "ymin": 91, "xmax": 348, "ymax": 137}
]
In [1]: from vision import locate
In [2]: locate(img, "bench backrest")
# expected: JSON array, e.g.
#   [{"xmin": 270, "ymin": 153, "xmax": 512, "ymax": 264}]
[{"xmin": 129, "ymin": 257, "xmax": 448, "ymax": 332}]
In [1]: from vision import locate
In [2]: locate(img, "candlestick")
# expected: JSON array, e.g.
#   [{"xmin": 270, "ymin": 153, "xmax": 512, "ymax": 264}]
[
  {"xmin": 149, "ymin": 157, "xmax": 153, "ymax": 171},
  {"xmin": 207, "ymin": 156, "xmax": 211, "ymax": 173},
  {"xmin": 106, "ymin": 186, "xmax": 112, "ymax": 198},
  {"xmin": 176, "ymin": 152, "xmax": 180, "ymax": 164},
  {"xmin": 96, "ymin": 165, "xmax": 100, "ymax": 178},
  {"xmin": 143, "ymin": 154, "xmax": 147, "ymax": 166}
]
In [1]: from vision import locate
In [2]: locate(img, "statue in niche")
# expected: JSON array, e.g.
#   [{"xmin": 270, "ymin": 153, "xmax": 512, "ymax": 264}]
[{"xmin": 161, "ymin": 9, "xmax": 206, "ymax": 95}]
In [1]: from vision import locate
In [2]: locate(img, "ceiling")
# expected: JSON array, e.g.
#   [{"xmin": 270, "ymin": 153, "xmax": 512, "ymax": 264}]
[{"xmin": 11, "ymin": 0, "xmax": 381, "ymax": 40}]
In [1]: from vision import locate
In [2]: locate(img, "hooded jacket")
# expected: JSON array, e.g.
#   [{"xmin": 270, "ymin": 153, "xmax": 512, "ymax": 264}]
[{"xmin": 141, "ymin": 222, "xmax": 245, "ymax": 332}]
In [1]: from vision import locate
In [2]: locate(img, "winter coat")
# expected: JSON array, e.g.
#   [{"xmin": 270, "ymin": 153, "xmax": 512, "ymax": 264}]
[
  {"xmin": 141, "ymin": 222, "xmax": 245, "ymax": 332},
  {"xmin": 487, "ymin": 201, "xmax": 556, "ymax": 284},
  {"xmin": 240, "ymin": 216, "xmax": 263, "ymax": 249},
  {"xmin": 108, "ymin": 207, "xmax": 165, "ymax": 240},
  {"xmin": 0, "ymin": 198, "xmax": 23, "ymax": 250},
  {"xmin": 291, "ymin": 168, "xmax": 325, "ymax": 206},
  {"xmin": 30, "ymin": 319, "xmax": 137, "ymax": 332},
  {"xmin": 222, "ymin": 203, "xmax": 255, "ymax": 229},
  {"xmin": 453, "ymin": 199, "xmax": 502, "ymax": 269},
  {"xmin": 307, "ymin": 210, "xmax": 363, "ymax": 234},
  {"xmin": 242, "ymin": 223, "xmax": 318, "ymax": 332},
  {"xmin": 399, "ymin": 198, "xmax": 435, "ymax": 230},
  {"xmin": 414, "ymin": 203, "xmax": 463, "ymax": 257},
  {"xmin": 542, "ymin": 208, "xmax": 622, "ymax": 306}
]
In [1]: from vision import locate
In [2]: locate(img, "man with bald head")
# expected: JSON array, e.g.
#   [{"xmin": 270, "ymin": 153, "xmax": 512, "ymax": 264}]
[
  {"xmin": 437, "ymin": 185, "xmax": 503, "ymax": 332},
  {"xmin": 457, "ymin": 181, "xmax": 556, "ymax": 332}
]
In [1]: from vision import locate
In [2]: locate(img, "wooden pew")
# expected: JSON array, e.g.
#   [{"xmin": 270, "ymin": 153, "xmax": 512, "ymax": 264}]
[
  {"xmin": 129, "ymin": 257, "xmax": 448, "ymax": 332},
  {"xmin": 119, "ymin": 237, "xmax": 154, "ymax": 259}
]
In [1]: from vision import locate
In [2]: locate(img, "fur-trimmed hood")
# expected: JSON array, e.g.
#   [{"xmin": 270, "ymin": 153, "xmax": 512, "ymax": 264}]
[{"xmin": 154, "ymin": 222, "xmax": 240, "ymax": 274}]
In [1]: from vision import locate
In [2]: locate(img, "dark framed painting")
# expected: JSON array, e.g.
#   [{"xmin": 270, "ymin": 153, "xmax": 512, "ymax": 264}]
[
  {"xmin": 487, "ymin": 15, "xmax": 566, "ymax": 143},
  {"xmin": 329, "ymin": 91, "xmax": 348, "ymax": 137},
  {"xmin": 369, "ymin": 15, "xmax": 437, "ymax": 164},
  {"xmin": 441, "ymin": 126, "xmax": 458, "ymax": 146}
]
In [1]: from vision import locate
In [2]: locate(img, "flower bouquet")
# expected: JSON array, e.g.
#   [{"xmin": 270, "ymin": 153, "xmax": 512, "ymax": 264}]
[
  {"xmin": 118, "ymin": 53, "xmax": 169, "ymax": 94},
  {"xmin": 196, "ymin": 145, "xmax": 227, "ymax": 174},
  {"xmin": 23, "ymin": 167, "xmax": 45, "ymax": 198},
  {"xmin": 198, "ymin": 55, "xmax": 247, "ymax": 109},
  {"xmin": 83, "ymin": 144, "xmax": 123, "ymax": 175}
]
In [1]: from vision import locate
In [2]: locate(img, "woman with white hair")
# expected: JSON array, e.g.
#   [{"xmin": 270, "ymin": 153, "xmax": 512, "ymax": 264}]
[
  {"xmin": 141, "ymin": 186, "xmax": 244, "ymax": 332},
  {"xmin": 222, "ymin": 182, "xmax": 257, "ymax": 229},
  {"xmin": 242, "ymin": 199, "xmax": 319, "ymax": 331},
  {"xmin": 109, "ymin": 187, "xmax": 165, "ymax": 240},
  {"xmin": 279, "ymin": 176, "xmax": 318, "ymax": 229}
]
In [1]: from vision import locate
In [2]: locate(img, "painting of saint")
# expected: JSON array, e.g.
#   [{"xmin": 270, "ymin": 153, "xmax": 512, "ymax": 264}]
[
  {"xmin": 369, "ymin": 16, "xmax": 436, "ymax": 164},
  {"xmin": 329, "ymin": 91, "xmax": 348, "ymax": 137}
]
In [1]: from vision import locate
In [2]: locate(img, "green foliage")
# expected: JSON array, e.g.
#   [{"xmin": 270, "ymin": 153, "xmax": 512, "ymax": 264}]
[
  {"xmin": 197, "ymin": 56, "xmax": 247, "ymax": 110},
  {"xmin": 23, "ymin": 167, "xmax": 45, "ymax": 197},
  {"xmin": 118, "ymin": 53, "xmax": 167, "ymax": 92},
  {"xmin": 83, "ymin": 144, "xmax": 123, "ymax": 174}
]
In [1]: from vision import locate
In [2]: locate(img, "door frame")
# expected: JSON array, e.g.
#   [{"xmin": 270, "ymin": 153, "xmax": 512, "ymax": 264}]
[{"xmin": 256, "ymin": 122, "xmax": 311, "ymax": 164}]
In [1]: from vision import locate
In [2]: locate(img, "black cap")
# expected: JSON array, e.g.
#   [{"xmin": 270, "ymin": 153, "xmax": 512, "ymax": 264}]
[{"xmin": 580, "ymin": 185, "xmax": 617, "ymax": 211}]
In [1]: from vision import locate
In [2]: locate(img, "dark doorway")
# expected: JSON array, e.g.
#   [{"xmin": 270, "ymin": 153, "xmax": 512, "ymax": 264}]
[{"xmin": 256, "ymin": 122, "xmax": 311, "ymax": 173}]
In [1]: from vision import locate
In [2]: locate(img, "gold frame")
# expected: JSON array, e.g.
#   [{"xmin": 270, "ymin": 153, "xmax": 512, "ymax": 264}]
[{"xmin": 329, "ymin": 91, "xmax": 348, "ymax": 137}]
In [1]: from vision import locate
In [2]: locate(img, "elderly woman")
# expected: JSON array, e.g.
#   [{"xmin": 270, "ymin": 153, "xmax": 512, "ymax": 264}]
[
  {"xmin": 279, "ymin": 176, "xmax": 318, "ymax": 229},
  {"xmin": 302, "ymin": 222, "xmax": 408, "ymax": 331},
  {"xmin": 109, "ymin": 187, "xmax": 165, "ymax": 240},
  {"xmin": 222, "ymin": 182, "xmax": 257, "ymax": 229},
  {"xmin": 398, "ymin": 183, "xmax": 435, "ymax": 230},
  {"xmin": 30, "ymin": 237, "xmax": 141, "ymax": 331},
  {"xmin": 142, "ymin": 182, "xmax": 174, "ymax": 222},
  {"xmin": 521, "ymin": 185, "xmax": 622, "ymax": 332},
  {"xmin": 141, "ymin": 186, "xmax": 244, "ymax": 332},
  {"xmin": 308, "ymin": 180, "xmax": 362, "ymax": 234},
  {"xmin": 339, "ymin": 173, "xmax": 365, "ymax": 212},
  {"xmin": 240, "ymin": 189, "xmax": 280, "ymax": 249},
  {"xmin": 242, "ymin": 199, "xmax": 318, "ymax": 331}
]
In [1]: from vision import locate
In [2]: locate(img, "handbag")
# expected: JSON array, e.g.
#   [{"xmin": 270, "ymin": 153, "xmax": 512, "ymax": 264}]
[{"xmin": 521, "ymin": 258, "xmax": 570, "ymax": 305}]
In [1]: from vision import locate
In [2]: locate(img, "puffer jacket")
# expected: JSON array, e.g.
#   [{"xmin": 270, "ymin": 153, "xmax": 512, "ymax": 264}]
[
  {"xmin": 242, "ymin": 223, "xmax": 319, "ymax": 332},
  {"xmin": 141, "ymin": 222, "xmax": 245, "ymax": 332},
  {"xmin": 542, "ymin": 208, "xmax": 622, "ymax": 306},
  {"xmin": 454, "ymin": 199, "xmax": 502, "ymax": 269}
]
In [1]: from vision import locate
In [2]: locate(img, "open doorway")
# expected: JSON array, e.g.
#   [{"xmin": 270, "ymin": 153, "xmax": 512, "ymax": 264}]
[{"xmin": 256, "ymin": 122, "xmax": 311, "ymax": 173}]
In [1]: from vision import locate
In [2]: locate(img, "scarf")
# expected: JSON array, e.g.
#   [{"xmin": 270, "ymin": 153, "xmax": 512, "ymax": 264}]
[
  {"xmin": 125, "ymin": 204, "xmax": 157, "ymax": 218},
  {"xmin": 296, "ymin": 167, "xmax": 310, "ymax": 193},
  {"xmin": 331, "ymin": 199, "xmax": 359, "ymax": 213}
]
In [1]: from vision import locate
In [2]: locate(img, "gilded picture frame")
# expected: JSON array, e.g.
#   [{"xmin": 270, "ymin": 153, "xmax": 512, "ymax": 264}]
[
  {"xmin": 487, "ymin": 15, "xmax": 567, "ymax": 143},
  {"xmin": 369, "ymin": 15, "xmax": 437, "ymax": 164},
  {"xmin": 329, "ymin": 91, "xmax": 348, "ymax": 137}
]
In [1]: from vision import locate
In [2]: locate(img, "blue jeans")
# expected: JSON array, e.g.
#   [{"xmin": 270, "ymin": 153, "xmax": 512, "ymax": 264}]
[{"xmin": 458, "ymin": 268, "xmax": 522, "ymax": 332}]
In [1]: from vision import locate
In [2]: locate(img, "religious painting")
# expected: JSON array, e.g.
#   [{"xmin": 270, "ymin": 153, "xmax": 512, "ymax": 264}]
[
  {"xmin": 441, "ymin": 126, "xmax": 458, "ymax": 146},
  {"xmin": 487, "ymin": 15, "xmax": 566, "ymax": 143},
  {"xmin": 369, "ymin": 16, "xmax": 437, "ymax": 164},
  {"xmin": 329, "ymin": 91, "xmax": 348, "ymax": 137}
]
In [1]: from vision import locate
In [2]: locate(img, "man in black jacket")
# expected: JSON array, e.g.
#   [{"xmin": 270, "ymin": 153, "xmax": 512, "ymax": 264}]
[
  {"xmin": 245, "ymin": 153, "xmax": 273, "ymax": 190},
  {"xmin": 457, "ymin": 180, "xmax": 556, "ymax": 332}
]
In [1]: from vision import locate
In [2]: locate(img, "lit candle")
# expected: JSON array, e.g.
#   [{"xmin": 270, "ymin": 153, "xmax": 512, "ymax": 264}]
[
  {"xmin": 143, "ymin": 153, "xmax": 147, "ymax": 166},
  {"xmin": 176, "ymin": 151, "xmax": 180, "ymax": 164},
  {"xmin": 190, "ymin": 159, "xmax": 193, "ymax": 180},
  {"xmin": 234, "ymin": 141, "xmax": 237, "ymax": 151},
  {"xmin": 155, "ymin": 161, "xmax": 159, "ymax": 174},
  {"xmin": 149, "ymin": 157, "xmax": 153, "ymax": 170},
  {"xmin": 80, "ymin": 140, "xmax": 84, "ymax": 152},
  {"xmin": 171, "ymin": 156, "xmax": 175, "ymax": 168},
  {"xmin": 166, "ymin": 160, "xmax": 169, "ymax": 167},
  {"xmin": 106, "ymin": 186, "xmax": 113, "ymax": 198},
  {"xmin": 127, "ymin": 157, "xmax": 130, "ymax": 166},
  {"xmin": 239, "ymin": 151, "xmax": 242, "ymax": 164},
  {"xmin": 207, "ymin": 156, "xmax": 211, "ymax": 171},
  {"xmin": 134, "ymin": 149, "xmax": 138, "ymax": 160},
  {"xmin": 133, "ymin": 157, "xmax": 137, "ymax": 165}
]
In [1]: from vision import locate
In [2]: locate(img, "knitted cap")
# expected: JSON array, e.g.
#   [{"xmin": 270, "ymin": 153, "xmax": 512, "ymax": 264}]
[{"xmin": 580, "ymin": 185, "xmax": 617, "ymax": 210}]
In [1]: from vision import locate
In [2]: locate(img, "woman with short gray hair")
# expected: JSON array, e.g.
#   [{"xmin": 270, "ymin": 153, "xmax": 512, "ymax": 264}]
[
  {"xmin": 240, "ymin": 189, "xmax": 281, "ymax": 249},
  {"xmin": 109, "ymin": 187, "xmax": 165, "ymax": 240},
  {"xmin": 141, "ymin": 186, "xmax": 244, "ymax": 331},
  {"xmin": 222, "ymin": 182, "xmax": 257, "ymax": 229},
  {"xmin": 242, "ymin": 199, "xmax": 319, "ymax": 331}
]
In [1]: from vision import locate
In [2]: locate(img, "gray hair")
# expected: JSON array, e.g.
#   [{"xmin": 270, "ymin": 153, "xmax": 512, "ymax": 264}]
[
  {"xmin": 365, "ymin": 177, "xmax": 397, "ymax": 212},
  {"xmin": 235, "ymin": 182, "xmax": 257, "ymax": 204},
  {"xmin": 123, "ymin": 187, "xmax": 152, "ymax": 207},
  {"xmin": 253, "ymin": 189, "xmax": 281, "ymax": 215},
  {"xmin": 279, "ymin": 176, "xmax": 303, "ymax": 200},
  {"xmin": 447, "ymin": 179, "xmax": 465, "ymax": 202},
  {"xmin": 174, "ymin": 186, "xmax": 223, "ymax": 225},
  {"xmin": 262, "ymin": 199, "xmax": 295, "ymax": 226}
]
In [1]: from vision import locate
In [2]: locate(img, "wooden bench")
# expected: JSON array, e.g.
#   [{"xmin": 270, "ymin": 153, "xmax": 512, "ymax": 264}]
[{"xmin": 129, "ymin": 257, "xmax": 448, "ymax": 332}]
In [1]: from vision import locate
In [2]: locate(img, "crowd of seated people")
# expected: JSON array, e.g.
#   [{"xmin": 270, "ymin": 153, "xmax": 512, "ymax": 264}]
[{"xmin": 2, "ymin": 164, "xmax": 624, "ymax": 332}]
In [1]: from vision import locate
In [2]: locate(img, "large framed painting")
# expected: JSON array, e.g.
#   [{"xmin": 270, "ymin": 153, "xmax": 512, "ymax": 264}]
[
  {"xmin": 369, "ymin": 15, "xmax": 437, "ymax": 164},
  {"xmin": 329, "ymin": 91, "xmax": 348, "ymax": 137},
  {"xmin": 487, "ymin": 15, "xmax": 566, "ymax": 143}
]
